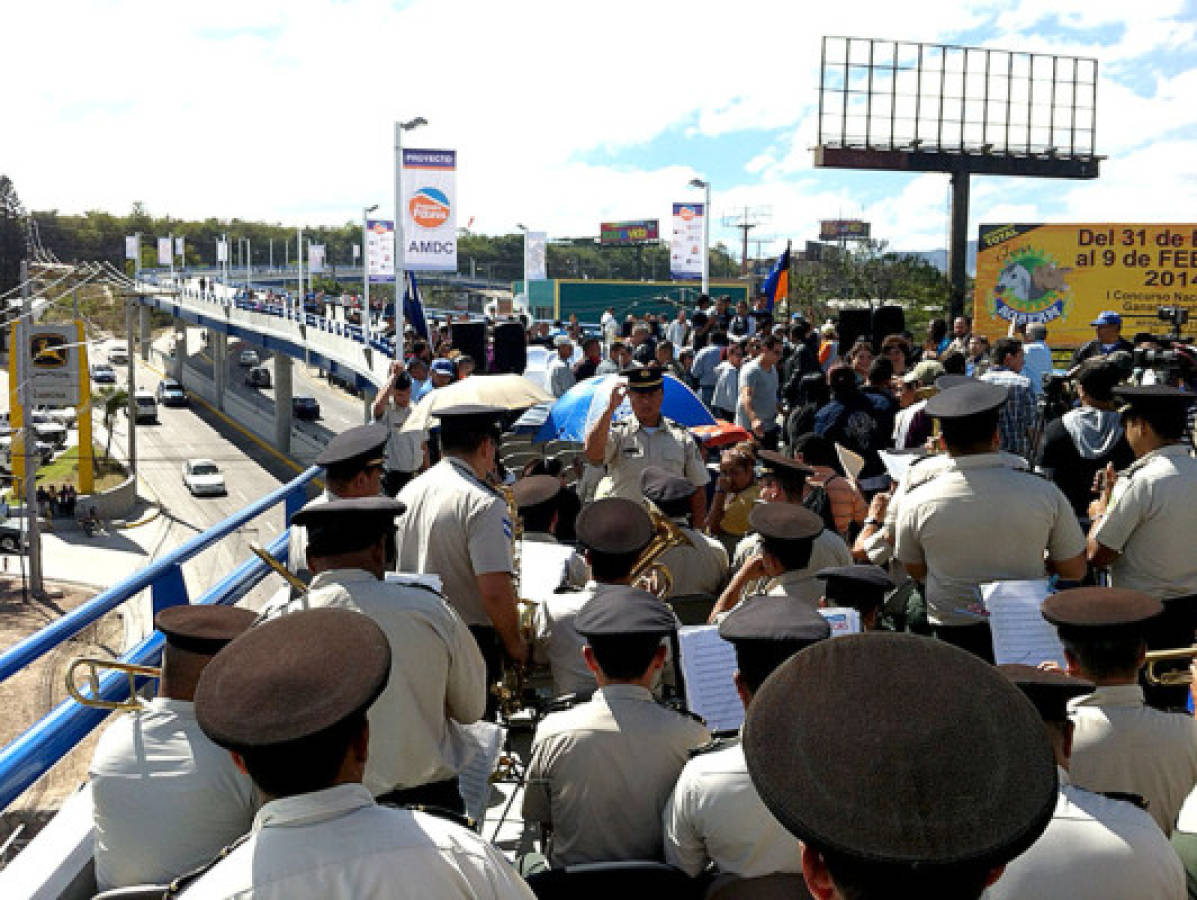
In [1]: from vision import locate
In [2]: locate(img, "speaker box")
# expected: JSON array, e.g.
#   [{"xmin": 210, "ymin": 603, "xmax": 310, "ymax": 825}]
[
  {"xmin": 492, "ymin": 322, "xmax": 527, "ymax": 374},
  {"xmin": 837, "ymin": 308, "xmax": 873, "ymax": 353},
  {"xmin": 450, "ymin": 321, "xmax": 488, "ymax": 371},
  {"xmin": 872, "ymin": 305, "xmax": 906, "ymax": 349}
]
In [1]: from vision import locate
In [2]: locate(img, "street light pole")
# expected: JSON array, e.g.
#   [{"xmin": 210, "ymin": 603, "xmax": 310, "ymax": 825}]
[
  {"xmin": 688, "ymin": 178, "xmax": 711, "ymax": 296},
  {"xmin": 516, "ymin": 222, "xmax": 529, "ymax": 311},
  {"xmin": 393, "ymin": 116, "xmax": 427, "ymax": 361},
  {"xmin": 362, "ymin": 204, "xmax": 378, "ymax": 339}
]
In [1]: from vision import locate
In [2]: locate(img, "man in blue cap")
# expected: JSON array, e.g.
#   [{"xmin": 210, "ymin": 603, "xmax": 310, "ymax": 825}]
[{"xmin": 1073, "ymin": 311, "xmax": 1134, "ymax": 366}]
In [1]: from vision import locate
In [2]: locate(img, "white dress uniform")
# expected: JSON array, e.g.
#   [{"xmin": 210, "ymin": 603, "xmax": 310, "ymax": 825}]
[
  {"xmin": 1092, "ymin": 444, "xmax": 1197, "ymax": 598},
  {"xmin": 264, "ymin": 569, "xmax": 486, "ymax": 796},
  {"xmin": 1068, "ymin": 684, "xmax": 1197, "ymax": 834},
  {"xmin": 733, "ymin": 528, "xmax": 853, "ymax": 602},
  {"xmin": 394, "ymin": 458, "xmax": 513, "ymax": 628},
  {"xmin": 599, "ymin": 416, "xmax": 709, "ymax": 501},
  {"xmin": 985, "ymin": 767, "xmax": 1185, "ymax": 900},
  {"xmin": 179, "ymin": 783, "xmax": 534, "ymax": 899},
  {"xmin": 894, "ymin": 453, "xmax": 1085, "ymax": 626},
  {"xmin": 530, "ymin": 583, "xmax": 601, "ymax": 698},
  {"xmin": 663, "ymin": 736, "xmax": 801, "ymax": 878},
  {"xmin": 90, "ymin": 697, "xmax": 256, "ymax": 890},
  {"xmin": 522, "ymin": 684, "xmax": 710, "ymax": 867},
  {"xmin": 658, "ymin": 523, "xmax": 730, "ymax": 599}
]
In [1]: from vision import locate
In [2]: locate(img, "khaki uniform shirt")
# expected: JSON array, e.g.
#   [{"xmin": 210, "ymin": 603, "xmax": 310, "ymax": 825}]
[
  {"xmin": 378, "ymin": 400, "xmax": 426, "ymax": 474},
  {"xmin": 599, "ymin": 416, "xmax": 709, "ymax": 501},
  {"xmin": 522, "ymin": 684, "xmax": 710, "ymax": 867},
  {"xmin": 658, "ymin": 524, "xmax": 729, "ymax": 599},
  {"xmin": 265, "ymin": 569, "xmax": 486, "ymax": 795},
  {"xmin": 987, "ymin": 768, "xmax": 1185, "ymax": 900},
  {"xmin": 181, "ymin": 784, "xmax": 534, "ymax": 899},
  {"xmin": 530, "ymin": 582, "xmax": 602, "ymax": 699},
  {"xmin": 1069, "ymin": 685, "xmax": 1197, "ymax": 834},
  {"xmin": 1093, "ymin": 445, "xmax": 1197, "ymax": 599},
  {"xmin": 894, "ymin": 453, "xmax": 1085, "ymax": 626},
  {"xmin": 395, "ymin": 458, "xmax": 514, "ymax": 627},
  {"xmin": 90, "ymin": 698, "xmax": 256, "ymax": 890},
  {"xmin": 734, "ymin": 528, "xmax": 853, "ymax": 602},
  {"xmin": 663, "ymin": 737, "xmax": 801, "ymax": 879}
]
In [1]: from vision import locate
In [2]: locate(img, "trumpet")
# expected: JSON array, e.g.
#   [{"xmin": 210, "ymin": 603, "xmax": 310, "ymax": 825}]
[
  {"xmin": 65, "ymin": 657, "xmax": 159, "ymax": 711},
  {"xmin": 629, "ymin": 505, "xmax": 692, "ymax": 600},
  {"xmin": 1144, "ymin": 647, "xmax": 1197, "ymax": 686},
  {"xmin": 250, "ymin": 545, "xmax": 310, "ymax": 596}
]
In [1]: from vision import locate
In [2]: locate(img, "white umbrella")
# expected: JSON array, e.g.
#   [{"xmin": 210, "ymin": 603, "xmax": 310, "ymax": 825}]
[{"xmin": 401, "ymin": 374, "xmax": 553, "ymax": 432}]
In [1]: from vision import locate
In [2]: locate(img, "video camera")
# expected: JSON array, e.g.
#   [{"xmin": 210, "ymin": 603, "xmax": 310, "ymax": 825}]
[{"xmin": 1123, "ymin": 306, "xmax": 1196, "ymax": 387}]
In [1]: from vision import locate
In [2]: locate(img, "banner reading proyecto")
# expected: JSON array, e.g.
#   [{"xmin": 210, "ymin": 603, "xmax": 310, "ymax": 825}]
[
  {"xmin": 974, "ymin": 223, "xmax": 1197, "ymax": 347},
  {"xmin": 402, "ymin": 148, "xmax": 457, "ymax": 272}
]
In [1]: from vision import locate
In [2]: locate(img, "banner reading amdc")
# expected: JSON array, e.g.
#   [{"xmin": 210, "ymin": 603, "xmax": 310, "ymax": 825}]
[{"xmin": 402, "ymin": 149, "xmax": 457, "ymax": 272}]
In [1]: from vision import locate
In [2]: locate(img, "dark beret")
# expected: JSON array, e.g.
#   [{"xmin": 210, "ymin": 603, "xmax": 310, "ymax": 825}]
[
  {"xmin": 744, "ymin": 633, "xmax": 1057, "ymax": 869},
  {"xmin": 195, "ymin": 607, "xmax": 391, "ymax": 751},
  {"xmin": 639, "ymin": 466, "xmax": 697, "ymax": 505},
  {"xmin": 575, "ymin": 585, "xmax": 677, "ymax": 637},
  {"xmin": 997, "ymin": 664, "xmax": 1095, "ymax": 722},
  {"xmin": 719, "ymin": 595, "xmax": 830, "ymax": 647},
  {"xmin": 1040, "ymin": 586, "xmax": 1162, "ymax": 637},
  {"xmin": 155, "ymin": 604, "xmax": 256, "ymax": 655},
  {"xmin": 623, "ymin": 364, "xmax": 665, "ymax": 391},
  {"xmin": 748, "ymin": 503, "xmax": 824, "ymax": 542},
  {"xmin": 512, "ymin": 474, "xmax": 562, "ymax": 509},
  {"xmin": 575, "ymin": 497, "xmax": 654, "ymax": 555},
  {"xmin": 924, "ymin": 380, "xmax": 1008, "ymax": 419},
  {"xmin": 314, "ymin": 422, "xmax": 388, "ymax": 469}
]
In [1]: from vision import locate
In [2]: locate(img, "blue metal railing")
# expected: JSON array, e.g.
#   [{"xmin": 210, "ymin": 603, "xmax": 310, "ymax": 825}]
[{"xmin": 0, "ymin": 466, "xmax": 320, "ymax": 812}]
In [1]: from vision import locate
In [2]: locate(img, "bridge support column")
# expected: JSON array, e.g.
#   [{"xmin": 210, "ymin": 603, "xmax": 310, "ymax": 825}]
[
  {"xmin": 212, "ymin": 333, "xmax": 226, "ymax": 411},
  {"xmin": 274, "ymin": 354, "xmax": 293, "ymax": 455},
  {"xmin": 363, "ymin": 389, "xmax": 375, "ymax": 425},
  {"xmin": 138, "ymin": 305, "xmax": 151, "ymax": 361},
  {"xmin": 173, "ymin": 322, "xmax": 186, "ymax": 382}
]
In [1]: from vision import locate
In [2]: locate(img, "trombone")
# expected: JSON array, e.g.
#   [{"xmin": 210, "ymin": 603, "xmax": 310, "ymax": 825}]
[
  {"xmin": 629, "ymin": 505, "xmax": 692, "ymax": 600},
  {"xmin": 1144, "ymin": 647, "xmax": 1197, "ymax": 686},
  {"xmin": 65, "ymin": 657, "xmax": 159, "ymax": 711}
]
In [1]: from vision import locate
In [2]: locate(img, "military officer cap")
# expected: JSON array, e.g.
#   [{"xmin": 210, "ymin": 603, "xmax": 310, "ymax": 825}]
[
  {"xmin": 434, "ymin": 402, "xmax": 506, "ymax": 439},
  {"xmin": 155, "ymin": 604, "xmax": 256, "ymax": 656},
  {"xmin": 195, "ymin": 607, "xmax": 391, "ymax": 751},
  {"xmin": 997, "ymin": 664, "xmax": 1095, "ymax": 722},
  {"xmin": 314, "ymin": 421, "xmax": 388, "ymax": 470},
  {"xmin": 744, "ymin": 633, "xmax": 1057, "ymax": 871},
  {"xmin": 575, "ymin": 584, "xmax": 676, "ymax": 638},
  {"xmin": 575, "ymin": 497, "xmax": 654, "ymax": 555},
  {"xmin": 1114, "ymin": 384, "xmax": 1195, "ymax": 422},
  {"xmin": 639, "ymin": 466, "xmax": 697, "ymax": 505},
  {"xmin": 512, "ymin": 474, "xmax": 561, "ymax": 510},
  {"xmin": 748, "ymin": 503, "xmax": 823, "ymax": 542},
  {"xmin": 816, "ymin": 565, "xmax": 895, "ymax": 612},
  {"xmin": 719, "ymin": 595, "xmax": 830, "ymax": 647},
  {"xmin": 623, "ymin": 364, "xmax": 665, "ymax": 392},
  {"xmin": 755, "ymin": 450, "xmax": 814, "ymax": 489},
  {"xmin": 291, "ymin": 496, "xmax": 406, "ymax": 557},
  {"xmin": 1040, "ymin": 586, "xmax": 1162, "ymax": 641},
  {"xmin": 933, "ymin": 373, "xmax": 974, "ymax": 393},
  {"xmin": 925, "ymin": 379, "xmax": 1008, "ymax": 419}
]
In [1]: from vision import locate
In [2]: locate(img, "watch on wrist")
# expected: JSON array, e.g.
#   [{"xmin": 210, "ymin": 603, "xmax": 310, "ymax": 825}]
[{"xmin": 864, "ymin": 517, "xmax": 881, "ymax": 526}]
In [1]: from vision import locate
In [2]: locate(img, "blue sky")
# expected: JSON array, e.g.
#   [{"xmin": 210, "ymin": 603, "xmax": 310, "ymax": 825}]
[{"xmin": 5, "ymin": 0, "xmax": 1197, "ymax": 259}]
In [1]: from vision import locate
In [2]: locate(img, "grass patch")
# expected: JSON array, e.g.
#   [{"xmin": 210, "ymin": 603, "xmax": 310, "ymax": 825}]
[{"xmin": 6, "ymin": 444, "xmax": 126, "ymax": 500}]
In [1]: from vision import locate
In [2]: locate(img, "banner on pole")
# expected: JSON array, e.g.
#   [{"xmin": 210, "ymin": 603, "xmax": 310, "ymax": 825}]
[
  {"xmin": 402, "ymin": 148, "xmax": 457, "ymax": 272},
  {"xmin": 124, "ymin": 236, "xmax": 139, "ymax": 260},
  {"xmin": 19, "ymin": 321, "xmax": 84, "ymax": 407},
  {"xmin": 157, "ymin": 238, "xmax": 171, "ymax": 266},
  {"xmin": 308, "ymin": 244, "xmax": 326, "ymax": 274},
  {"xmin": 366, "ymin": 219, "xmax": 395, "ymax": 283},
  {"xmin": 217, "ymin": 239, "xmax": 228, "ymax": 263},
  {"xmin": 524, "ymin": 232, "xmax": 547, "ymax": 282},
  {"xmin": 671, "ymin": 203, "xmax": 705, "ymax": 280},
  {"xmin": 174, "ymin": 236, "xmax": 185, "ymax": 257},
  {"xmin": 353, "ymin": 244, "xmax": 361, "ymax": 261}
]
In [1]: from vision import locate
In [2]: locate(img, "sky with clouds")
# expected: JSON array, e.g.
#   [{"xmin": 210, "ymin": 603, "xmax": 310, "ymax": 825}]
[{"xmin": 6, "ymin": 0, "xmax": 1196, "ymax": 259}]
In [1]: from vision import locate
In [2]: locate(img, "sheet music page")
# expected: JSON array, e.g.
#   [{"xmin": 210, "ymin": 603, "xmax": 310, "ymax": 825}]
[
  {"xmin": 677, "ymin": 625, "xmax": 744, "ymax": 733},
  {"xmin": 835, "ymin": 444, "xmax": 866, "ymax": 482},
  {"xmin": 820, "ymin": 606, "xmax": 861, "ymax": 636},
  {"xmin": 982, "ymin": 579, "xmax": 1066, "ymax": 667},
  {"xmin": 879, "ymin": 449, "xmax": 916, "ymax": 484},
  {"xmin": 448, "ymin": 720, "xmax": 505, "ymax": 822},
  {"xmin": 518, "ymin": 541, "xmax": 574, "ymax": 600}
]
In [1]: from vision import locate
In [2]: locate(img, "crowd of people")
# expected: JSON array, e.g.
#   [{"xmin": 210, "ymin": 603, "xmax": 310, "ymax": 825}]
[{"xmin": 80, "ymin": 295, "xmax": 1197, "ymax": 899}]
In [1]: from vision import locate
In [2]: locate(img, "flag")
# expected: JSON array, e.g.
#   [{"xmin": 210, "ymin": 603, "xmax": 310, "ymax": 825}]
[
  {"xmin": 403, "ymin": 271, "xmax": 429, "ymax": 340},
  {"xmin": 761, "ymin": 241, "xmax": 791, "ymax": 311}
]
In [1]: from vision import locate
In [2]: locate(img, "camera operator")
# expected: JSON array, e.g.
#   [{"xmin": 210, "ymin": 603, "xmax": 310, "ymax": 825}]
[
  {"xmin": 372, "ymin": 361, "xmax": 429, "ymax": 497},
  {"xmin": 1036, "ymin": 358, "xmax": 1134, "ymax": 523}
]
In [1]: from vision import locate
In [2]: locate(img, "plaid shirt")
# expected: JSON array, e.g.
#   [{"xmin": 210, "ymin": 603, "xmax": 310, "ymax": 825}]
[{"xmin": 980, "ymin": 367, "xmax": 1036, "ymax": 459}]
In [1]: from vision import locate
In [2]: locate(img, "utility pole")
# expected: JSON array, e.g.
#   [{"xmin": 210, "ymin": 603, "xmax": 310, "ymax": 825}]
[
  {"xmin": 18, "ymin": 261, "xmax": 44, "ymax": 599},
  {"xmin": 721, "ymin": 206, "xmax": 771, "ymax": 276}
]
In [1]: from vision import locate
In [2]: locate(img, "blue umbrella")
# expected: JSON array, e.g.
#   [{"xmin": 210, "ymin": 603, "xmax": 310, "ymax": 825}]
[
  {"xmin": 511, "ymin": 402, "xmax": 551, "ymax": 434},
  {"xmin": 534, "ymin": 373, "xmax": 715, "ymax": 443}
]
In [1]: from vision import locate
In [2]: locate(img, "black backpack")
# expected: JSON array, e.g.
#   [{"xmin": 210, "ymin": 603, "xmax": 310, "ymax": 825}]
[{"xmin": 802, "ymin": 479, "xmax": 839, "ymax": 533}]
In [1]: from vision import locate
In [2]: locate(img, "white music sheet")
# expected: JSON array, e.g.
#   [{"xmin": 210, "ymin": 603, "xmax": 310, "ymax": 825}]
[
  {"xmin": 820, "ymin": 606, "xmax": 861, "ymax": 636},
  {"xmin": 677, "ymin": 625, "xmax": 743, "ymax": 733},
  {"xmin": 982, "ymin": 579, "xmax": 1066, "ymax": 668},
  {"xmin": 448, "ymin": 720, "xmax": 505, "ymax": 824}
]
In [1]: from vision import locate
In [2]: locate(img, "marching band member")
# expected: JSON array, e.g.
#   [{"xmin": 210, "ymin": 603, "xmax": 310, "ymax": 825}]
[{"xmin": 638, "ymin": 466, "xmax": 729, "ymax": 599}]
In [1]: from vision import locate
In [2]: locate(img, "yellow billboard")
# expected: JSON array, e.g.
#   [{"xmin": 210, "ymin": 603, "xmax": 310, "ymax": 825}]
[{"xmin": 973, "ymin": 223, "xmax": 1197, "ymax": 347}]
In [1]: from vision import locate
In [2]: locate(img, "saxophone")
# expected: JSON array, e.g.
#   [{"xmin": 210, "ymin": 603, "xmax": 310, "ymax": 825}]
[{"xmin": 492, "ymin": 479, "xmax": 535, "ymax": 719}]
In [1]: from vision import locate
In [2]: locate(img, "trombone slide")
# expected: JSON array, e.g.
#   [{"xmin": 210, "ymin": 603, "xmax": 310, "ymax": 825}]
[{"xmin": 65, "ymin": 656, "xmax": 160, "ymax": 711}]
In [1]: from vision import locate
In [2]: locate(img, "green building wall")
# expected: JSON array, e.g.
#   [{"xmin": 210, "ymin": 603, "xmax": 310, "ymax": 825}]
[{"xmin": 515, "ymin": 279, "xmax": 751, "ymax": 323}]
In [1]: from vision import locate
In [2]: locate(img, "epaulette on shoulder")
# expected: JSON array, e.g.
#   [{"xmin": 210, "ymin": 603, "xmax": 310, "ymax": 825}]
[
  {"xmin": 689, "ymin": 733, "xmax": 739, "ymax": 758},
  {"xmin": 400, "ymin": 803, "xmax": 477, "ymax": 830},
  {"xmin": 1100, "ymin": 790, "xmax": 1150, "ymax": 811},
  {"xmin": 545, "ymin": 692, "xmax": 586, "ymax": 714}
]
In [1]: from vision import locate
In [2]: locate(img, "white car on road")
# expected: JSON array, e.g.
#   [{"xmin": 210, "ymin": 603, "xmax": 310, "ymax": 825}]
[
  {"xmin": 182, "ymin": 459, "xmax": 226, "ymax": 496},
  {"xmin": 239, "ymin": 349, "xmax": 260, "ymax": 367}
]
